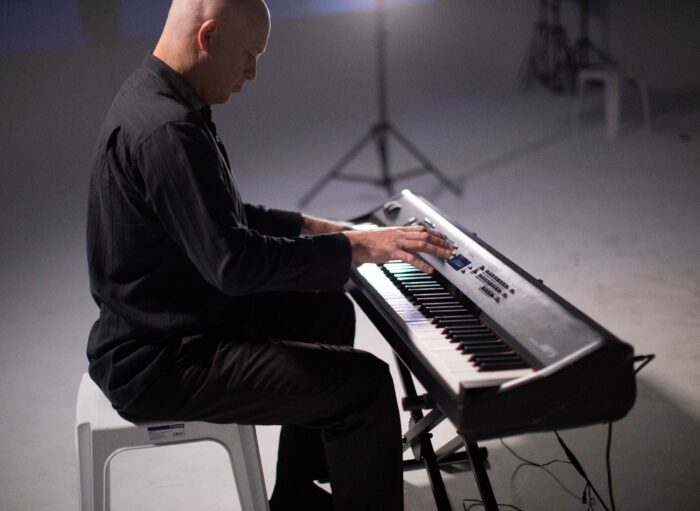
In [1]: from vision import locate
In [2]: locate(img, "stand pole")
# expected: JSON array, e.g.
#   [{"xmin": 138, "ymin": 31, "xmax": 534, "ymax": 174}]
[
  {"xmin": 463, "ymin": 438, "xmax": 499, "ymax": 511},
  {"xmin": 298, "ymin": 0, "xmax": 461, "ymax": 208},
  {"xmin": 573, "ymin": 0, "xmax": 614, "ymax": 70},
  {"xmin": 395, "ymin": 356, "xmax": 453, "ymax": 511}
]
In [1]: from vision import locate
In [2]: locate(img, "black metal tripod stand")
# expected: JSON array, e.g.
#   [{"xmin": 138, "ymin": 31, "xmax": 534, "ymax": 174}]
[
  {"xmin": 520, "ymin": 0, "xmax": 576, "ymax": 93},
  {"xmin": 572, "ymin": 0, "xmax": 614, "ymax": 69},
  {"xmin": 298, "ymin": 0, "xmax": 461, "ymax": 208}
]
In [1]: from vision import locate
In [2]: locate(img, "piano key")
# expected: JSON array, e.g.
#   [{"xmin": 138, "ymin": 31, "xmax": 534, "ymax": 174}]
[
  {"xmin": 461, "ymin": 345, "xmax": 507, "ymax": 354},
  {"xmin": 470, "ymin": 353, "xmax": 522, "ymax": 363},
  {"xmin": 421, "ymin": 300, "xmax": 467, "ymax": 313},
  {"xmin": 454, "ymin": 334, "xmax": 500, "ymax": 344},
  {"xmin": 444, "ymin": 326, "xmax": 491, "ymax": 334},
  {"xmin": 478, "ymin": 360, "xmax": 530, "ymax": 371},
  {"xmin": 392, "ymin": 274, "xmax": 435, "ymax": 281},
  {"xmin": 409, "ymin": 294, "xmax": 453, "ymax": 303},
  {"xmin": 401, "ymin": 283, "xmax": 444, "ymax": 290},
  {"xmin": 448, "ymin": 334, "xmax": 496, "ymax": 344}
]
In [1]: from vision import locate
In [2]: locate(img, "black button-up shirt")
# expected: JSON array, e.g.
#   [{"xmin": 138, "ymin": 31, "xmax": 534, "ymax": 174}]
[{"xmin": 86, "ymin": 55, "xmax": 351, "ymax": 406}]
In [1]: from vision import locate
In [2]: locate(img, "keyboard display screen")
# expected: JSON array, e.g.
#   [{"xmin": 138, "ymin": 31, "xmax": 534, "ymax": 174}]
[{"xmin": 447, "ymin": 254, "xmax": 471, "ymax": 271}]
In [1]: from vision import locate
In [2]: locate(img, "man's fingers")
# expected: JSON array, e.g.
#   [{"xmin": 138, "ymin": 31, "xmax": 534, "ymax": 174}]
[
  {"xmin": 400, "ymin": 227, "xmax": 452, "ymax": 247},
  {"xmin": 399, "ymin": 239, "xmax": 453, "ymax": 258},
  {"xmin": 394, "ymin": 250, "xmax": 434, "ymax": 274},
  {"xmin": 401, "ymin": 226, "xmax": 447, "ymax": 237}
]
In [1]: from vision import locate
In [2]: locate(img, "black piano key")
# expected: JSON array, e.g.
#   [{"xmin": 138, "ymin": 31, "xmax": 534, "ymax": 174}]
[
  {"xmin": 445, "ymin": 326, "xmax": 490, "ymax": 336},
  {"xmin": 434, "ymin": 319, "xmax": 482, "ymax": 328},
  {"xmin": 445, "ymin": 328, "xmax": 492, "ymax": 339},
  {"xmin": 470, "ymin": 351, "xmax": 520, "ymax": 359},
  {"xmin": 420, "ymin": 304, "xmax": 467, "ymax": 313},
  {"xmin": 401, "ymin": 283, "xmax": 444, "ymax": 290},
  {"xmin": 477, "ymin": 360, "xmax": 530, "ymax": 371},
  {"xmin": 433, "ymin": 314, "xmax": 481, "ymax": 328},
  {"xmin": 437, "ymin": 320, "xmax": 483, "ymax": 329},
  {"xmin": 408, "ymin": 289, "xmax": 452, "ymax": 300},
  {"xmin": 402, "ymin": 287, "xmax": 446, "ymax": 295},
  {"xmin": 457, "ymin": 337, "xmax": 502, "ymax": 346},
  {"xmin": 408, "ymin": 296, "xmax": 454, "ymax": 304},
  {"xmin": 412, "ymin": 297, "xmax": 458, "ymax": 306},
  {"xmin": 393, "ymin": 274, "xmax": 435, "ymax": 282},
  {"xmin": 424, "ymin": 310, "xmax": 471, "ymax": 319},
  {"xmin": 431, "ymin": 313, "xmax": 476, "ymax": 321},
  {"xmin": 454, "ymin": 333, "xmax": 499, "ymax": 342},
  {"xmin": 444, "ymin": 322, "xmax": 487, "ymax": 330},
  {"xmin": 470, "ymin": 353, "xmax": 522, "ymax": 363},
  {"xmin": 458, "ymin": 337, "xmax": 503, "ymax": 345},
  {"xmin": 460, "ymin": 344, "xmax": 507, "ymax": 354}
]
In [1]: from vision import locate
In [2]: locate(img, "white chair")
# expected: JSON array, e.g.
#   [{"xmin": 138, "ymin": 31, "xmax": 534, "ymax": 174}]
[
  {"xmin": 576, "ymin": 67, "xmax": 652, "ymax": 139},
  {"xmin": 75, "ymin": 373, "xmax": 269, "ymax": 511}
]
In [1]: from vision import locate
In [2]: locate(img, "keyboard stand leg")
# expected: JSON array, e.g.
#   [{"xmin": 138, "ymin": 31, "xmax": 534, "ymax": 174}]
[
  {"xmin": 461, "ymin": 436, "xmax": 499, "ymax": 511},
  {"xmin": 394, "ymin": 355, "xmax": 453, "ymax": 511}
]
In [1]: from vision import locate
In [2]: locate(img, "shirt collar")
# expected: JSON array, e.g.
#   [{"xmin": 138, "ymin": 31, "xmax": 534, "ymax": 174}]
[{"xmin": 142, "ymin": 54, "xmax": 211, "ymax": 121}]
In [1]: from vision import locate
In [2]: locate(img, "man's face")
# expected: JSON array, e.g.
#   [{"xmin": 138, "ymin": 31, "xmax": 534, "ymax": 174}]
[{"xmin": 205, "ymin": 11, "xmax": 270, "ymax": 104}]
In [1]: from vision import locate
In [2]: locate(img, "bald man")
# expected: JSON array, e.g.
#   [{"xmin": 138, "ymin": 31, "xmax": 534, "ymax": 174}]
[{"xmin": 86, "ymin": 1, "xmax": 452, "ymax": 510}]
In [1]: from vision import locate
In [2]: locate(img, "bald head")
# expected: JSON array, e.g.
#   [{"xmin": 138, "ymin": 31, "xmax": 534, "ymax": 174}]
[{"xmin": 154, "ymin": 0, "xmax": 270, "ymax": 104}]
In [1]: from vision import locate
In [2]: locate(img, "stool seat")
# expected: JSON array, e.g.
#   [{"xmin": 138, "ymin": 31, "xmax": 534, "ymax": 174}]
[
  {"xmin": 75, "ymin": 373, "xmax": 269, "ymax": 511},
  {"xmin": 576, "ymin": 67, "xmax": 652, "ymax": 139}
]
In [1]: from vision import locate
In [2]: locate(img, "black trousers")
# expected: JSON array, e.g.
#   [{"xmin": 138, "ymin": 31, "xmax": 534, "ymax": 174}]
[{"xmin": 120, "ymin": 291, "xmax": 403, "ymax": 511}]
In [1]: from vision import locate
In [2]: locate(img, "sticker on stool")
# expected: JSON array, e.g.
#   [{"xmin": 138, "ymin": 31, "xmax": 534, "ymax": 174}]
[{"xmin": 148, "ymin": 423, "xmax": 185, "ymax": 441}]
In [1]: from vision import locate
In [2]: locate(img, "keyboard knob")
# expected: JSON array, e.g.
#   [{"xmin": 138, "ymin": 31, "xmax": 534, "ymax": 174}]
[{"xmin": 383, "ymin": 201, "xmax": 402, "ymax": 215}]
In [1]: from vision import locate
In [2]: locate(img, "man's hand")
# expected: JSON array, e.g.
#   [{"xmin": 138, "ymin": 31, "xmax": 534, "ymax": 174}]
[
  {"xmin": 300, "ymin": 213, "xmax": 353, "ymax": 235},
  {"xmin": 343, "ymin": 226, "xmax": 454, "ymax": 274}
]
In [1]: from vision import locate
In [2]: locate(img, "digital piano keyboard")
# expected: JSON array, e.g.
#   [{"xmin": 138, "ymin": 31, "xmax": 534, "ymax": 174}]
[{"xmin": 348, "ymin": 190, "xmax": 637, "ymax": 440}]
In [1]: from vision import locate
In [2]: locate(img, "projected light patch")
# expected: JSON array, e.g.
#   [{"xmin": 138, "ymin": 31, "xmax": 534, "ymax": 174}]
[{"xmin": 1, "ymin": 0, "xmax": 433, "ymax": 54}]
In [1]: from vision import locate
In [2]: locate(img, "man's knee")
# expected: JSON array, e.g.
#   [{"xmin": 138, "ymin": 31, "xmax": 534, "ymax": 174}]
[
  {"xmin": 347, "ymin": 350, "xmax": 396, "ymax": 405},
  {"xmin": 319, "ymin": 291, "xmax": 355, "ymax": 347}
]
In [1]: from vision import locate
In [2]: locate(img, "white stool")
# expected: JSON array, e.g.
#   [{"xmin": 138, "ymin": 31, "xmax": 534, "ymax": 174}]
[
  {"xmin": 576, "ymin": 68, "xmax": 652, "ymax": 139},
  {"xmin": 75, "ymin": 373, "xmax": 269, "ymax": 511}
]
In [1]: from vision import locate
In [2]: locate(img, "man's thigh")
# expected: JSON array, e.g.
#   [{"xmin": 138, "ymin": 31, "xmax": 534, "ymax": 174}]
[
  {"xmin": 123, "ymin": 332, "xmax": 387, "ymax": 425},
  {"xmin": 251, "ymin": 290, "xmax": 355, "ymax": 347}
]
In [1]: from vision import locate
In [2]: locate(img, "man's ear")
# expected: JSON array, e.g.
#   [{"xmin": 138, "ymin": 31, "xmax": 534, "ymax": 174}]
[{"xmin": 196, "ymin": 19, "xmax": 218, "ymax": 54}]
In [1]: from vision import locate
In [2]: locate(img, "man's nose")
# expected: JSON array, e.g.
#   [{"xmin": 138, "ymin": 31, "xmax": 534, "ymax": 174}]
[{"xmin": 245, "ymin": 62, "xmax": 257, "ymax": 81}]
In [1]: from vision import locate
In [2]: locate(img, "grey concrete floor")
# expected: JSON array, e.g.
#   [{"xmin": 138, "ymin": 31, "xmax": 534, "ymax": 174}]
[{"xmin": 2, "ymin": 85, "xmax": 699, "ymax": 511}]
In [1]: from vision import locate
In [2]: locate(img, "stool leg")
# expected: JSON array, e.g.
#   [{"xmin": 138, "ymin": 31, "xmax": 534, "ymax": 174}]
[
  {"xmin": 90, "ymin": 442, "xmax": 114, "ymax": 511},
  {"xmin": 217, "ymin": 425, "xmax": 270, "ymax": 511},
  {"xmin": 605, "ymin": 72, "xmax": 621, "ymax": 139},
  {"xmin": 77, "ymin": 424, "xmax": 94, "ymax": 511}
]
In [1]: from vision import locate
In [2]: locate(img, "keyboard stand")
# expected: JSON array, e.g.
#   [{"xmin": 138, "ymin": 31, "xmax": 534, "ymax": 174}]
[
  {"xmin": 395, "ymin": 355, "xmax": 453, "ymax": 511},
  {"xmin": 394, "ymin": 356, "xmax": 497, "ymax": 511},
  {"xmin": 349, "ymin": 280, "xmax": 497, "ymax": 510}
]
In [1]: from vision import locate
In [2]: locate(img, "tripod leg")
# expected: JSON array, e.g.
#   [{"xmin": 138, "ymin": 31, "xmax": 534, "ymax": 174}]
[
  {"xmin": 374, "ymin": 126, "xmax": 394, "ymax": 196},
  {"xmin": 388, "ymin": 126, "xmax": 462, "ymax": 195},
  {"xmin": 298, "ymin": 131, "xmax": 374, "ymax": 207}
]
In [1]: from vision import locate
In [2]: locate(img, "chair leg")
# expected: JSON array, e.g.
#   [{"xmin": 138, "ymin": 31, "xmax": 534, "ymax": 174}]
[
  {"xmin": 639, "ymin": 80, "xmax": 652, "ymax": 132},
  {"xmin": 218, "ymin": 425, "xmax": 270, "ymax": 511},
  {"xmin": 90, "ymin": 442, "xmax": 114, "ymax": 511},
  {"xmin": 77, "ymin": 424, "xmax": 94, "ymax": 511},
  {"xmin": 574, "ymin": 75, "xmax": 586, "ymax": 131},
  {"xmin": 605, "ymin": 72, "xmax": 621, "ymax": 139}
]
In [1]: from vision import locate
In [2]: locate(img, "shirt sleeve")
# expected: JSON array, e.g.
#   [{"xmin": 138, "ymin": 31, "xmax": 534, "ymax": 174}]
[
  {"xmin": 243, "ymin": 204, "xmax": 303, "ymax": 237},
  {"xmin": 134, "ymin": 121, "xmax": 351, "ymax": 295}
]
